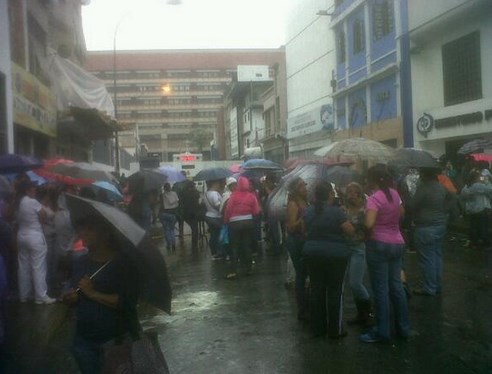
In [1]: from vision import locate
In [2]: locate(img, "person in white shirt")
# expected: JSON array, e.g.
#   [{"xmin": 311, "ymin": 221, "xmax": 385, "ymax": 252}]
[
  {"xmin": 16, "ymin": 181, "xmax": 56, "ymax": 304},
  {"xmin": 204, "ymin": 179, "xmax": 225, "ymax": 259},
  {"xmin": 159, "ymin": 183, "xmax": 179, "ymax": 251}
]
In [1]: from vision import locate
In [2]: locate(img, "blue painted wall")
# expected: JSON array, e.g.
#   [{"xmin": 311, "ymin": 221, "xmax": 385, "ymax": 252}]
[
  {"xmin": 348, "ymin": 88, "xmax": 367, "ymax": 129},
  {"xmin": 347, "ymin": 9, "xmax": 366, "ymax": 74},
  {"xmin": 336, "ymin": 97, "xmax": 347, "ymax": 129},
  {"xmin": 333, "ymin": 0, "xmax": 411, "ymax": 138},
  {"xmin": 370, "ymin": 74, "xmax": 397, "ymax": 122}
]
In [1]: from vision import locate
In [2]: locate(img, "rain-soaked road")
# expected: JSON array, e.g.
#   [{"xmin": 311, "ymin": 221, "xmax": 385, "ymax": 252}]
[{"xmin": 3, "ymin": 225, "xmax": 492, "ymax": 373}]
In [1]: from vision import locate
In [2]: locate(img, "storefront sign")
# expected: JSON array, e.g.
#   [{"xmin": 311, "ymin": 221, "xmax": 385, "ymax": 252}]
[
  {"xmin": 12, "ymin": 63, "xmax": 57, "ymax": 137},
  {"xmin": 416, "ymin": 113, "xmax": 433, "ymax": 137},
  {"xmin": 287, "ymin": 103, "xmax": 334, "ymax": 140}
]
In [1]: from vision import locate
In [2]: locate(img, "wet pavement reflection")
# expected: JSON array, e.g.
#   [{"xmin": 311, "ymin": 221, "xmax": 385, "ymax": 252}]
[{"xmin": 3, "ymin": 228, "xmax": 492, "ymax": 373}]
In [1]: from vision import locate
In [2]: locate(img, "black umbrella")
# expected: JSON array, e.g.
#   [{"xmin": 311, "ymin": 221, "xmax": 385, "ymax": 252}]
[
  {"xmin": 241, "ymin": 158, "xmax": 283, "ymax": 171},
  {"xmin": 194, "ymin": 167, "xmax": 232, "ymax": 181},
  {"xmin": 390, "ymin": 148, "xmax": 440, "ymax": 169},
  {"xmin": 66, "ymin": 194, "xmax": 172, "ymax": 313},
  {"xmin": 458, "ymin": 139, "xmax": 492, "ymax": 155},
  {"xmin": 0, "ymin": 154, "xmax": 43, "ymax": 174},
  {"xmin": 128, "ymin": 170, "xmax": 167, "ymax": 194}
]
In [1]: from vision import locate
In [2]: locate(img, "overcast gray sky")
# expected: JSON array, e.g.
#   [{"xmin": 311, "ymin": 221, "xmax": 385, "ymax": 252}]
[{"xmin": 82, "ymin": 0, "xmax": 292, "ymax": 51}]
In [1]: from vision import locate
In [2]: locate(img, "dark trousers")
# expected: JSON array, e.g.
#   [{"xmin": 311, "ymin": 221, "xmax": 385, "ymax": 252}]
[
  {"xmin": 469, "ymin": 211, "xmax": 490, "ymax": 247},
  {"xmin": 229, "ymin": 220, "xmax": 254, "ymax": 273},
  {"xmin": 304, "ymin": 243, "xmax": 349, "ymax": 336},
  {"xmin": 184, "ymin": 217, "xmax": 198, "ymax": 250}
]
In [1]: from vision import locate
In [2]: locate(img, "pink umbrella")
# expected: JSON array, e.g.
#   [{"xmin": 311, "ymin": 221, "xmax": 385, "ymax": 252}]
[{"xmin": 229, "ymin": 164, "xmax": 242, "ymax": 173}]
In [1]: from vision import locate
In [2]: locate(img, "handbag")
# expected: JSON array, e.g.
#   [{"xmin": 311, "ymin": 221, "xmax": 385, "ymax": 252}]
[{"xmin": 102, "ymin": 330, "xmax": 170, "ymax": 374}]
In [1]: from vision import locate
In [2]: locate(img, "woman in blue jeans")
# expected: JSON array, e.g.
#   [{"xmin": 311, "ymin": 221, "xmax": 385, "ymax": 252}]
[
  {"xmin": 159, "ymin": 183, "xmax": 179, "ymax": 251},
  {"xmin": 344, "ymin": 182, "xmax": 372, "ymax": 325},
  {"xmin": 361, "ymin": 165, "xmax": 410, "ymax": 343},
  {"xmin": 409, "ymin": 168, "xmax": 456, "ymax": 296}
]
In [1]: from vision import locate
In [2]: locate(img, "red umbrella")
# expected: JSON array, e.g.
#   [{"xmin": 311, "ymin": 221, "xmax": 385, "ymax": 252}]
[
  {"xmin": 34, "ymin": 168, "xmax": 95, "ymax": 185},
  {"xmin": 44, "ymin": 157, "xmax": 74, "ymax": 168},
  {"xmin": 470, "ymin": 153, "xmax": 492, "ymax": 162}
]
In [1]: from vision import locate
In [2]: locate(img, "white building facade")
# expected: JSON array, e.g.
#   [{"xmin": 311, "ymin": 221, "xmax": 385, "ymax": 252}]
[
  {"xmin": 409, "ymin": 0, "xmax": 492, "ymax": 157},
  {"xmin": 0, "ymin": 0, "xmax": 14, "ymax": 153},
  {"xmin": 286, "ymin": 0, "xmax": 337, "ymax": 159}
]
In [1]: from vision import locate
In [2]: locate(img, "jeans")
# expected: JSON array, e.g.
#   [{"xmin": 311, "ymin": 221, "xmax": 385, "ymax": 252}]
[
  {"xmin": 414, "ymin": 225, "xmax": 446, "ymax": 295},
  {"xmin": 366, "ymin": 240, "xmax": 410, "ymax": 340},
  {"xmin": 159, "ymin": 212, "xmax": 176, "ymax": 248},
  {"xmin": 286, "ymin": 235, "xmax": 308, "ymax": 317},
  {"xmin": 72, "ymin": 334, "xmax": 103, "ymax": 374},
  {"xmin": 205, "ymin": 217, "xmax": 223, "ymax": 256},
  {"xmin": 304, "ymin": 240, "xmax": 349, "ymax": 336},
  {"xmin": 348, "ymin": 242, "xmax": 370, "ymax": 301},
  {"xmin": 267, "ymin": 218, "xmax": 282, "ymax": 254}
]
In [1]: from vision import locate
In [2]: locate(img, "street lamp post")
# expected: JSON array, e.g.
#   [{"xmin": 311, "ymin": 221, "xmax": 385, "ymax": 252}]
[
  {"xmin": 113, "ymin": 29, "xmax": 120, "ymax": 174},
  {"xmin": 112, "ymin": 0, "xmax": 182, "ymax": 174}
]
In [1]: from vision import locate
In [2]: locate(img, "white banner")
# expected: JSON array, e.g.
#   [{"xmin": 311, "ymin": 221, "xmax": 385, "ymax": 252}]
[
  {"xmin": 230, "ymin": 107, "xmax": 239, "ymax": 158},
  {"xmin": 287, "ymin": 104, "xmax": 334, "ymax": 139}
]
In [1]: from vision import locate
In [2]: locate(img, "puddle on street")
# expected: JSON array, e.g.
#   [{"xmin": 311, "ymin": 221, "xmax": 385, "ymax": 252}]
[{"xmin": 140, "ymin": 291, "xmax": 221, "ymax": 328}]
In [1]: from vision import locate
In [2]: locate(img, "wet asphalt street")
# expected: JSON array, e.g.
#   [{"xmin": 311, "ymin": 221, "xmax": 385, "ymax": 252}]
[{"xmin": 2, "ymin": 224, "xmax": 492, "ymax": 374}]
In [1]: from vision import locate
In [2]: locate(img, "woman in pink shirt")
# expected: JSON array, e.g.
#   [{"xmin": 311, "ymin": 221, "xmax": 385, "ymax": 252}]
[
  {"xmin": 359, "ymin": 165, "xmax": 410, "ymax": 343},
  {"xmin": 223, "ymin": 177, "xmax": 261, "ymax": 279}
]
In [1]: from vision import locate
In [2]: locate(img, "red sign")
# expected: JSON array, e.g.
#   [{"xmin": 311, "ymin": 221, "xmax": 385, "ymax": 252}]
[{"xmin": 180, "ymin": 155, "xmax": 197, "ymax": 162}]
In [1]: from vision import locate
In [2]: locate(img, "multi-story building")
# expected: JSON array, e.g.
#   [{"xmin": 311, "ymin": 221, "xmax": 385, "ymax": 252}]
[
  {"xmin": 285, "ymin": 0, "xmax": 337, "ymax": 159},
  {"xmin": 1, "ymin": 0, "xmax": 115, "ymax": 164},
  {"xmin": 84, "ymin": 49, "xmax": 285, "ymax": 162},
  {"xmin": 409, "ymin": 0, "xmax": 492, "ymax": 158},
  {"xmin": 330, "ymin": 0, "xmax": 412, "ymax": 148}
]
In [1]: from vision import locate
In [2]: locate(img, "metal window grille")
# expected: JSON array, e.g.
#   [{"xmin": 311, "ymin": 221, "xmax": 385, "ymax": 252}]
[
  {"xmin": 442, "ymin": 31, "xmax": 482, "ymax": 106},
  {"xmin": 338, "ymin": 31, "xmax": 346, "ymax": 63},
  {"xmin": 373, "ymin": 0, "xmax": 394, "ymax": 40},
  {"xmin": 353, "ymin": 19, "xmax": 365, "ymax": 54}
]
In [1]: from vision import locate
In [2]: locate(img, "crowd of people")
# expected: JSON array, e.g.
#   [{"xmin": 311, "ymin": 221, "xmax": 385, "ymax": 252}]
[{"xmin": 0, "ymin": 154, "xmax": 491, "ymax": 369}]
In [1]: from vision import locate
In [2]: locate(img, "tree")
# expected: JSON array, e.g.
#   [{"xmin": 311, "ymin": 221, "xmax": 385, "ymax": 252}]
[{"xmin": 190, "ymin": 129, "xmax": 211, "ymax": 152}]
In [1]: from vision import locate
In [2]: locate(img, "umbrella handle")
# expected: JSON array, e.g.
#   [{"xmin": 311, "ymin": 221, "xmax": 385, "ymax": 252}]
[{"xmin": 75, "ymin": 260, "xmax": 112, "ymax": 293}]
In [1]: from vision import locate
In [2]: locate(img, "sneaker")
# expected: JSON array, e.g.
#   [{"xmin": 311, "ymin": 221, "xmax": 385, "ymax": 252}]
[
  {"xmin": 359, "ymin": 330, "xmax": 387, "ymax": 343},
  {"xmin": 35, "ymin": 296, "xmax": 57, "ymax": 305}
]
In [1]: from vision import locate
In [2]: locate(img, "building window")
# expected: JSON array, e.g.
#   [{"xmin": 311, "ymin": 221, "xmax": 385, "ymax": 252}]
[
  {"xmin": 353, "ymin": 19, "xmax": 365, "ymax": 54},
  {"xmin": 442, "ymin": 31, "xmax": 482, "ymax": 106},
  {"xmin": 373, "ymin": 0, "xmax": 394, "ymax": 40},
  {"xmin": 337, "ymin": 30, "xmax": 346, "ymax": 63}
]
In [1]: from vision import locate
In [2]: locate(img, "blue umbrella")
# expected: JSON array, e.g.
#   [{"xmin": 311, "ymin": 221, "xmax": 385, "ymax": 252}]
[
  {"xmin": 241, "ymin": 158, "xmax": 283, "ymax": 170},
  {"xmin": 26, "ymin": 171, "xmax": 48, "ymax": 185},
  {"xmin": 92, "ymin": 181, "xmax": 123, "ymax": 201},
  {"xmin": 156, "ymin": 165, "xmax": 187, "ymax": 183},
  {"xmin": 0, "ymin": 154, "xmax": 43, "ymax": 174},
  {"xmin": 194, "ymin": 167, "xmax": 232, "ymax": 181}
]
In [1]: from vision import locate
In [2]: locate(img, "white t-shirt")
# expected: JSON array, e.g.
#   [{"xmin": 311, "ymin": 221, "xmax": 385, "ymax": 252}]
[
  {"xmin": 17, "ymin": 196, "xmax": 43, "ymax": 233},
  {"xmin": 204, "ymin": 190, "xmax": 222, "ymax": 218}
]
